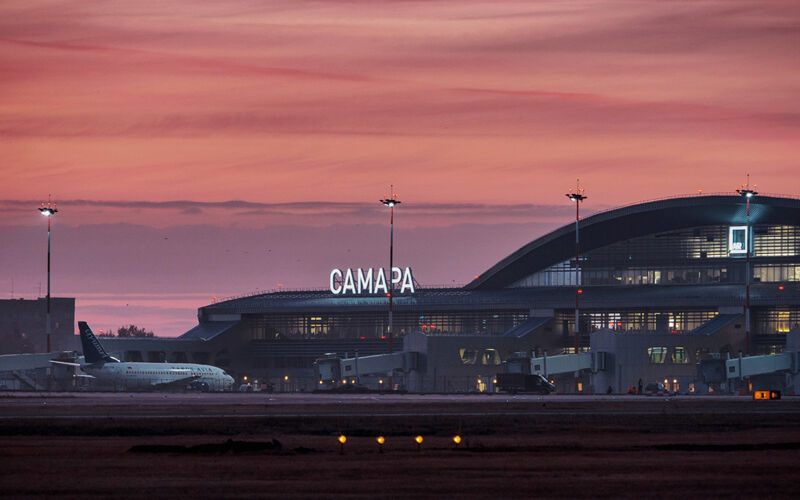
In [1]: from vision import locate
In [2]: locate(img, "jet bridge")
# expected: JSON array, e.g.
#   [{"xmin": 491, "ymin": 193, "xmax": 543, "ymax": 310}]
[
  {"xmin": 315, "ymin": 351, "xmax": 421, "ymax": 384},
  {"xmin": 725, "ymin": 352, "xmax": 799, "ymax": 380},
  {"xmin": 530, "ymin": 352, "xmax": 606, "ymax": 377}
]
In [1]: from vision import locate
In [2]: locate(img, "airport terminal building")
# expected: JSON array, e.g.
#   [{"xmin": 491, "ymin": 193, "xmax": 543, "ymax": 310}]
[{"xmin": 101, "ymin": 194, "xmax": 800, "ymax": 393}]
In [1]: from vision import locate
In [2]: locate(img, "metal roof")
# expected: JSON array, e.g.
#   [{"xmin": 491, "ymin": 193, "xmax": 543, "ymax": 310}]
[
  {"xmin": 467, "ymin": 195, "xmax": 800, "ymax": 290},
  {"xmin": 193, "ymin": 195, "xmax": 800, "ymax": 319},
  {"xmin": 502, "ymin": 316, "xmax": 553, "ymax": 338},
  {"xmin": 179, "ymin": 321, "xmax": 239, "ymax": 340},
  {"xmin": 691, "ymin": 313, "xmax": 742, "ymax": 336},
  {"xmin": 199, "ymin": 283, "xmax": 800, "ymax": 316}
]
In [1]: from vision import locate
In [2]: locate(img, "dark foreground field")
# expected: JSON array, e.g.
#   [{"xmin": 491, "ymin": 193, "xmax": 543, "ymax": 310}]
[{"xmin": 1, "ymin": 393, "xmax": 799, "ymax": 499}]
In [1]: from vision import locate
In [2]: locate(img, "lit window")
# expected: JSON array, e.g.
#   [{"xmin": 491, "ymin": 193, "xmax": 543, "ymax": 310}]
[
  {"xmin": 647, "ymin": 347, "xmax": 668, "ymax": 363},
  {"xmin": 481, "ymin": 349, "xmax": 501, "ymax": 366},
  {"xmin": 458, "ymin": 348, "xmax": 477, "ymax": 365},
  {"xmin": 671, "ymin": 347, "xmax": 689, "ymax": 364},
  {"xmin": 777, "ymin": 311, "xmax": 791, "ymax": 333}
]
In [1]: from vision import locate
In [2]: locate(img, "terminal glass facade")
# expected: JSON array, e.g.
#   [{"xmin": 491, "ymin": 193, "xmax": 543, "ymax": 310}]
[
  {"xmin": 556, "ymin": 309, "xmax": 719, "ymax": 335},
  {"xmin": 754, "ymin": 308, "xmax": 800, "ymax": 336},
  {"xmin": 242, "ymin": 309, "xmax": 530, "ymax": 340},
  {"xmin": 511, "ymin": 225, "xmax": 800, "ymax": 287}
]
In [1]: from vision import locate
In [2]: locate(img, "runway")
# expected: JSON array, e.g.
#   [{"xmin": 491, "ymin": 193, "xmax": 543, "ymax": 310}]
[{"xmin": 2, "ymin": 391, "xmax": 799, "ymax": 419}]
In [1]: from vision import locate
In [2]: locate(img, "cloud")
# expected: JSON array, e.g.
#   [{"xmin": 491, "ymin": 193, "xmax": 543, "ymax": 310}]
[
  {"xmin": 452, "ymin": 3, "xmax": 800, "ymax": 56},
  {"xmin": 1, "ymin": 2, "xmax": 798, "ymax": 228},
  {"xmin": 0, "ymin": 198, "xmax": 590, "ymax": 229}
]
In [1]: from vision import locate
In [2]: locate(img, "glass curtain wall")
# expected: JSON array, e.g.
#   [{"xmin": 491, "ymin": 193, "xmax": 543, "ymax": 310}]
[
  {"xmin": 512, "ymin": 225, "xmax": 800, "ymax": 287},
  {"xmin": 556, "ymin": 309, "xmax": 718, "ymax": 334},
  {"xmin": 243, "ymin": 310, "xmax": 530, "ymax": 340}
]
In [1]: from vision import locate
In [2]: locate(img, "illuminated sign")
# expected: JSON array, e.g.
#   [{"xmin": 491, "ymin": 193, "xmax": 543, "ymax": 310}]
[
  {"xmin": 329, "ymin": 267, "xmax": 415, "ymax": 295},
  {"xmin": 729, "ymin": 226, "xmax": 748, "ymax": 254}
]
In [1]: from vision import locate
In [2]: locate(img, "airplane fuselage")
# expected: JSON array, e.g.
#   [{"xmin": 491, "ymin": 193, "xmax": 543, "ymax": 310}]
[{"xmin": 81, "ymin": 362, "xmax": 235, "ymax": 391}]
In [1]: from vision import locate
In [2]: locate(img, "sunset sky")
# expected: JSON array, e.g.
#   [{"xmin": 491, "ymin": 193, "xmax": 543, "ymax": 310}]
[{"xmin": 2, "ymin": 1, "xmax": 799, "ymax": 336}]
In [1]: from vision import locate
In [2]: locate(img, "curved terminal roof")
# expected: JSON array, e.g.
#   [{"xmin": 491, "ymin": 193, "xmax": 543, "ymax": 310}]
[
  {"xmin": 467, "ymin": 195, "xmax": 800, "ymax": 290},
  {"xmin": 197, "ymin": 283, "xmax": 800, "ymax": 318}
]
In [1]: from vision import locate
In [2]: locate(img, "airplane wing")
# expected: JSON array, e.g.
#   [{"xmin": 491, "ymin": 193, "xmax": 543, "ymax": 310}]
[
  {"xmin": 49, "ymin": 360, "xmax": 96, "ymax": 378},
  {"xmin": 152, "ymin": 375, "xmax": 198, "ymax": 389},
  {"xmin": 50, "ymin": 360, "xmax": 81, "ymax": 367}
]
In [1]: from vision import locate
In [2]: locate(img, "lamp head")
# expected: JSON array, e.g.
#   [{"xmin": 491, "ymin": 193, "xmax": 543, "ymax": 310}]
[
  {"xmin": 380, "ymin": 198, "xmax": 400, "ymax": 207},
  {"xmin": 736, "ymin": 185, "xmax": 757, "ymax": 198},
  {"xmin": 38, "ymin": 202, "xmax": 58, "ymax": 217},
  {"xmin": 565, "ymin": 192, "xmax": 586, "ymax": 202}
]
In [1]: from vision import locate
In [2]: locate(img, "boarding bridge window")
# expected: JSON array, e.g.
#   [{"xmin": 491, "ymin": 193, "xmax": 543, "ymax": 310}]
[
  {"xmin": 647, "ymin": 347, "xmax": 668, "ymax": 364},
  {"xmin": 671, "ymin": 347, "xmax": 689, "ymax": 364},
  {"xmin": 481, "ymin": 349, "xmax": 501, "ymax": 366},
  {"xmin": 459, "ymin": 348, "xmax": 478, "ymax": 365}
]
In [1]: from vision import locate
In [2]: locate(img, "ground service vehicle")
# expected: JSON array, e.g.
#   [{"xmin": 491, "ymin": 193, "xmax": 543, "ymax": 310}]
[{"xmin": 495, "ymin": 373, "xmax": 555, "ymax": 394}]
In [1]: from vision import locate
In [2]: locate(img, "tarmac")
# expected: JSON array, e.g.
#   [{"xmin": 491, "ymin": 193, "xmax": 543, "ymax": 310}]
[
  {"xmin": 2, "ymin": 391, "xmax": 799, "ymax": 418},
  {"xmin": 2, "ymin": 392, "xmax": 799, "ymax": 498}
]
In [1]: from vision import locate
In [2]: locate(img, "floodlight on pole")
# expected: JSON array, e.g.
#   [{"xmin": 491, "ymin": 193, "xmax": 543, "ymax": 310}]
[
  {"xmin": 565, "ymin": 180, "xmax": 586, "ymax": 393},
  {"xmin": 38, "ymin": 197, "xmax": 58, "ymax": 353},
  {"xmin": 380, "ymin": 185, "xmax": 401, "ymax": 390},
  {"xmin": 736, "ymin": 174, "xmax": 757, "ymax": 357}
]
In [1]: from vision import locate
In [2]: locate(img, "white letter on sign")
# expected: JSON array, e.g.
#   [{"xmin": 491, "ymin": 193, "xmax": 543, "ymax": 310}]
[
  {"xmin": 374, "ymin": 268, "xmax": 388, "ymax": 295},
  {"xmin": 400, "ymin": 267, "xmax": 415, "ymax": 294},
  {"xmin": 391, "ymin": 267, "xmax": 402, "ymax": 286},
  {"xmin": 329, "ymin": 269, "xmax": 343, "ymax": 294},
  {"xmin": 357, "ymin": 268, "xmax": 373, "ymax": 294},
  {"xmin": 343, "ymin": 268, "xmax": 356, "ymax": 294}
]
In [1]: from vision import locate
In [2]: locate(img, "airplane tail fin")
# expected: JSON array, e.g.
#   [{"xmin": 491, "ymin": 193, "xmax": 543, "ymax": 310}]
[{"xmin": 79, "ymin": 321, "xmax": 116, "ymax": 363}]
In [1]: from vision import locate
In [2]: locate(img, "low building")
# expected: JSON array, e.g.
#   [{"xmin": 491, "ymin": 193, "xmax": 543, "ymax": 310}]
[{"xmin": 0, "ymin": 298, "xmax": 75, "ymax": 354}]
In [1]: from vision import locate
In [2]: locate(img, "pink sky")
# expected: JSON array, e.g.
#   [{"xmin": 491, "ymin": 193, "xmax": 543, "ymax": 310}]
[{"xmin": 2, "ymin": 1, "xmax": 799, "ymax": 336}]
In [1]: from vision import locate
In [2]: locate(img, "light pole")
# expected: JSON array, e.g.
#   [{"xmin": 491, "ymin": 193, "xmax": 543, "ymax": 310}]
[
  {"xmin": 380, "ymin": 186, "xmax": 401, "ymax": 390},
  {"xmin": 566, "ymin": 181, "xmax": 586, "ymax": 393},
  {"xmin": 736, "ymin": 177, "xmax": 757, "ymax": 357},
  {"xmin": 39, "ymin": 199, "xmax": 58, "ymax": 353}
]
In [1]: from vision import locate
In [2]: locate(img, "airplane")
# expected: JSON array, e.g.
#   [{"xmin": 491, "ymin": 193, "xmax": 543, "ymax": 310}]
[{"xmin": 51, "ymin": 321, "xmax": 235, "ymax": 391}]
